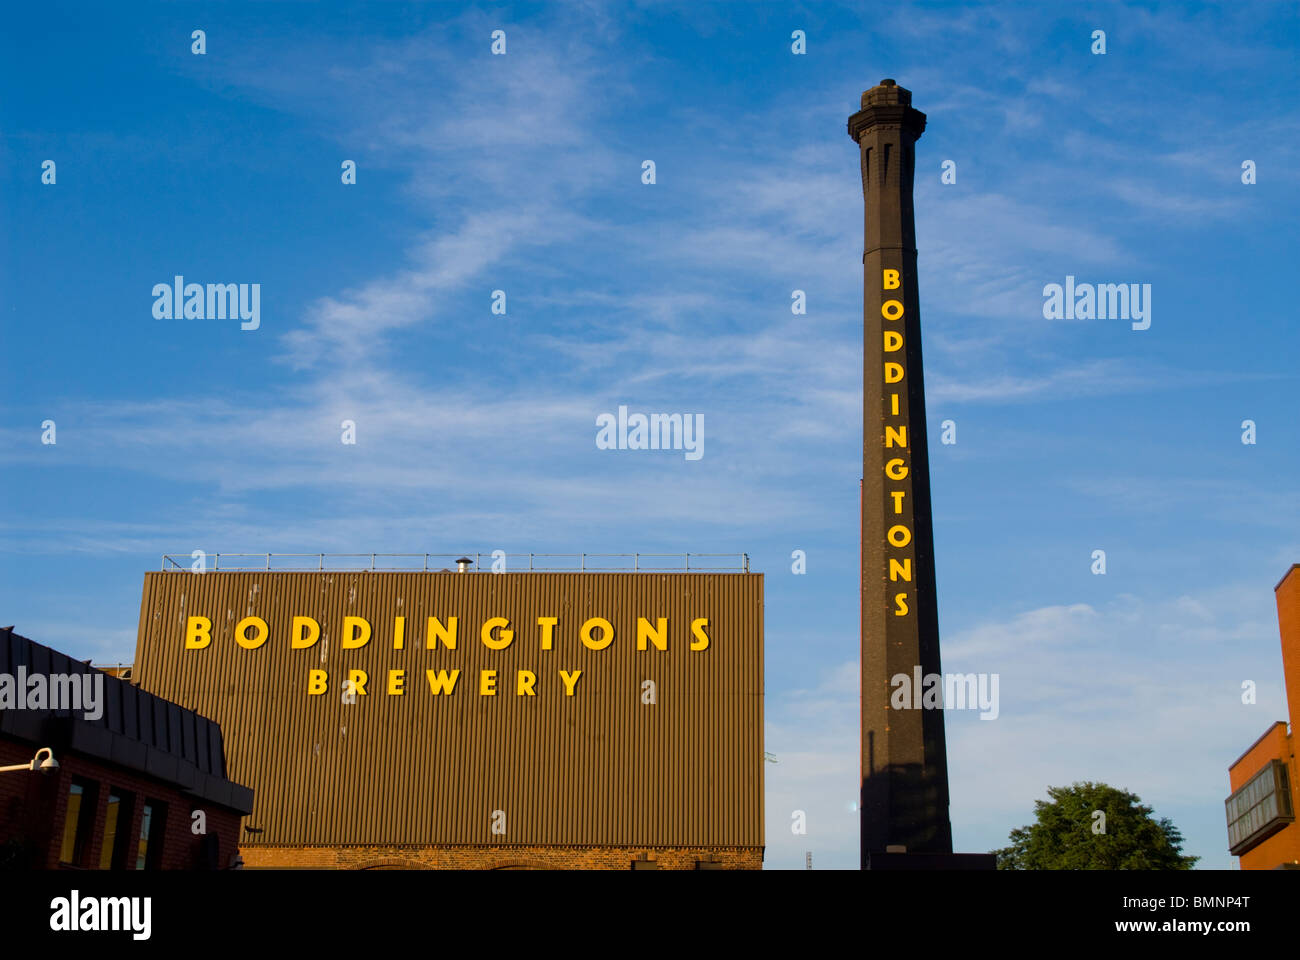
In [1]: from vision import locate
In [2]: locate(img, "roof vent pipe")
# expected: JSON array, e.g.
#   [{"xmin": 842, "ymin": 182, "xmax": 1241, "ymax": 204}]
[{"xmin": 456, "ymin": 557, "xmax": 473, "ymax": 574}]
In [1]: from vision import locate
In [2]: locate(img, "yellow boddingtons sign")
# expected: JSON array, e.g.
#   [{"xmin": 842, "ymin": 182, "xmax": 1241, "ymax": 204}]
[
  {"xmin": 880, "ymin": 267, "xmax": 914, "ymax": 621},
  {"xmin": 182, "ymin": 612, "xmax": 712, "ymax": 699}
]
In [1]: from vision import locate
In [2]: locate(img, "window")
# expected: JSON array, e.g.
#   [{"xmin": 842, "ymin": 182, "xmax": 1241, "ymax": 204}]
[
  {"xmin": 1226, "ymin": 760, "xmax": 1295, "ymax": 855},
  {"xmin": 58, "ymin": 780, "xmax": 97, "ymax": 867},
  {"xmin": 99, "ymin": 791, "xmax": 133, "ymax": 870},
  {"xmin": 135, "ymin": 800, "xmax": 166, "ymax": 870},
  {"xmin": 98, "ymin": 793, "xmax": 120, "ymax": 869},
  {"xmin": 197, "ymin": 829, "xmax": 221, "ymax": 870}
]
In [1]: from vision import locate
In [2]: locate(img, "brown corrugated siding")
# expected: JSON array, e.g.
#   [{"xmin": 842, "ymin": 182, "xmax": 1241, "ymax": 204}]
[{"xmin": 133, "ymin": 572, "xmax": 763, "ymax": 848}]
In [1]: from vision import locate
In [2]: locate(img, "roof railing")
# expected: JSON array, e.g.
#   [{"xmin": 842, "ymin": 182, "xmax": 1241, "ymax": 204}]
[
  {"xmin": 90, "ymin": 663, "xmax": 134, "ymax": 678},
  {"xmin": 160, "ymin": 553, "xmax": 751, "ymax": 573}
]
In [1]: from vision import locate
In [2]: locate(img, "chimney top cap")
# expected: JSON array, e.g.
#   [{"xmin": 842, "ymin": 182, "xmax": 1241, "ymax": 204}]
[
  {"xmin": 849, "ymin": 82, "xmax": 925, "ymax": 139},
  {"xmin": 856, "ymin": 79, "xmax": 917, "ymax": 112}
]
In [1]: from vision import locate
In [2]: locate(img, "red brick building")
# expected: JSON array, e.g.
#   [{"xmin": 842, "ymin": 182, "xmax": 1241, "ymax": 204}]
[
  {"xmin": 0, "ymin": 627, "xmax": 253, "ymax": 870},
  {"xmin": 1225, "ymin": 565, "xmax": 1300, "ymax": 869}
]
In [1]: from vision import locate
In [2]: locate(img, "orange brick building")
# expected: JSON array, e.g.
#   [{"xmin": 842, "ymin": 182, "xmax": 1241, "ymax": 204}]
[{"xmin": 1226, "ymin": 565, "xmax": 1300, "ymax": 869}]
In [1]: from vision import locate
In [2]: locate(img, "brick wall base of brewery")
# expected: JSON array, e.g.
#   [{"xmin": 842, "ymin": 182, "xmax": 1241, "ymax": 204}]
[{"xmin": 240, "ymin": 844, "xmax": 763, "ymax": 870}]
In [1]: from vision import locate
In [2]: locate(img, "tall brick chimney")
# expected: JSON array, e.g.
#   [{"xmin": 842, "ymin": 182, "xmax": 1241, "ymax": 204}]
[{"xmin": 849, "ymin": 79, "xmax": 954, "ymax": 864}]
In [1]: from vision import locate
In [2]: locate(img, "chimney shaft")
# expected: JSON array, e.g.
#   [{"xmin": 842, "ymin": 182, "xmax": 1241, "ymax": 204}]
[{"xmin": 849, "ymin": 80, "xmax": 953, "ymax": 863}]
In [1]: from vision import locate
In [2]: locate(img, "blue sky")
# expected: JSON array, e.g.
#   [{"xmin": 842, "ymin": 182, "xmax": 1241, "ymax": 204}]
[{"xmin": 2, "ymin": 1, "xmax": 1298, "ymax": 869}]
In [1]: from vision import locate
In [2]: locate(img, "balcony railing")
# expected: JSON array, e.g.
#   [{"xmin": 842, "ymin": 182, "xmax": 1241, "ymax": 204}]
[{"xmin": 160, "ymin": 553, "xmax": 750, "ymax": 573}]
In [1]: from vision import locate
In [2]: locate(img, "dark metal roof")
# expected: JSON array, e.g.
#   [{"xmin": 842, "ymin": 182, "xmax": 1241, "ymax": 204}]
[{"xmin": 0, "ymin": 626, "xmax": 253, "ymax": 815}]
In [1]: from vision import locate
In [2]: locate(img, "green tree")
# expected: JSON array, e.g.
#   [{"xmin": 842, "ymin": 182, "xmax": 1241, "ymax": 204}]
[{"xmin": 993, "ymin": 781, "xmax": 1198, "ymax": 870}]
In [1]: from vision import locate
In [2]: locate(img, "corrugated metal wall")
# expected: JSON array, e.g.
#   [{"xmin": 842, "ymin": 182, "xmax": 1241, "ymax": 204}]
[{"xmin": 133, "ymin": 572, "xmax": 763, "ymax": 847}]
